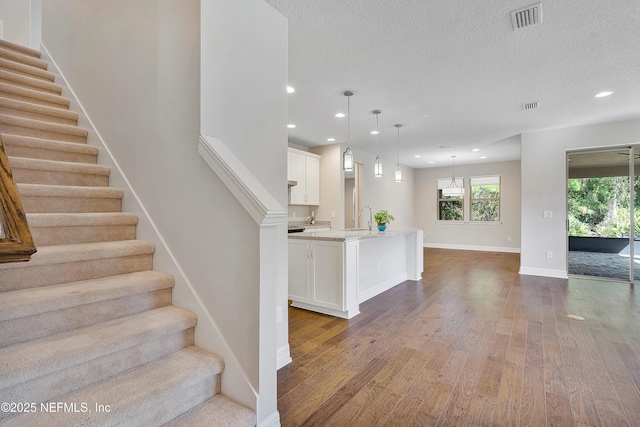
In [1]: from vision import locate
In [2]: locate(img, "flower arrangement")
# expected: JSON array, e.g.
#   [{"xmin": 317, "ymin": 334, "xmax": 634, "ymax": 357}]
[{"xmin": 374, "ymin": 209, "xmax": 395, "ymax": 226}]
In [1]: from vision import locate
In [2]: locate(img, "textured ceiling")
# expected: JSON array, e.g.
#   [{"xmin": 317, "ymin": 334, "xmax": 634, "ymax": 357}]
[{"xmin": 265, "ymin": 0, "xmax": 640, "ymax": 169}]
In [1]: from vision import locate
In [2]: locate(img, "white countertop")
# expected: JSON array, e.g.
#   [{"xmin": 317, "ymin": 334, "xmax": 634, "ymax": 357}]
[{"xmin": 288, "ymin": 227, "xmax": 423, "ymax": 242}]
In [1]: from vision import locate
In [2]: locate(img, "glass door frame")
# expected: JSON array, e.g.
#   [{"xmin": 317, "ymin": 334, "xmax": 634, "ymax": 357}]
[{"xmin": 566, "ymin": 145, "xmax": 638, "ymax": 283}]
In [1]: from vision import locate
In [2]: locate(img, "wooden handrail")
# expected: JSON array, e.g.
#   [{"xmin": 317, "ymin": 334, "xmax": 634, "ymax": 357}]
[{"xmin": 0, "ymin": 134, "xmax": 36, "ymax": 263}]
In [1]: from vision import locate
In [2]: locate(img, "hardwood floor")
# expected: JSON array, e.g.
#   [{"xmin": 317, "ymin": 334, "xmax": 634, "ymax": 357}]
[{"xmin": 278, "ymin": 248, "xmax": 640, "ymax": 426}]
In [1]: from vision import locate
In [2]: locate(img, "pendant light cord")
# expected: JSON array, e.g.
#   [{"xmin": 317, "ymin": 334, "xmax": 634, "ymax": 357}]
[
  {"xmin": 347, "ymin": 95, "xmax": 351, "ymax": 144},
  {"xmin": 376, "ymin": 113, "xmax": 380, "ymax": 155},
  {"xmin": 397, "ymin": 126, "xmax": 400, "ymax": 166}
]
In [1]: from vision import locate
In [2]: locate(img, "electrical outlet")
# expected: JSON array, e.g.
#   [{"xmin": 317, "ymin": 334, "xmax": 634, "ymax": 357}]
[
  {"xmin": 508, "ymin": 236, "xmax": 512, "ymax": 242},
  {"xmin": 331, "ymin": 211, "xmax": 336, "ymax": 218},
  {"xmin": 544, "ymin": 211, "xmax": 553, "ymax": 218},
  {"xmin": 546, "ymin": 251, "xmax": 553, "ymax": 259}
]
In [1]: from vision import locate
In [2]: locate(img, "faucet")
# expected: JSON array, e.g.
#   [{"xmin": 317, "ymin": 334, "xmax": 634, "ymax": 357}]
[{"xmin": 359, "ymin": 205, "xmax": 373, "ymax": 230}]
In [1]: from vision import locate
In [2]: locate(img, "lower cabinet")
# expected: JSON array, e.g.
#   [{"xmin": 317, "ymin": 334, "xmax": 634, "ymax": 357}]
[{"xmin": 288, "ymin": 239, "xmax": 343, "ymax": 312}]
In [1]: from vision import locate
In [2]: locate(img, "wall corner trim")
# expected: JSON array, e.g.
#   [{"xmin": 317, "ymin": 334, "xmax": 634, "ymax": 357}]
[
  {"xmin": 518, "ymin": 266, "xmax": 568, "ymax": 279},
  {"xmin": 198, "ymin": 135, "xmax": 286, "ymax": 225}
]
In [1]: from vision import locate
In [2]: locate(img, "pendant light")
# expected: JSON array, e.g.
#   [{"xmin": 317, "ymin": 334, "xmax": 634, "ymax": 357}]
[
  {"xmin": 394, "ymin": 124, "xmax": 403, "ymax": 182},
  {"xmin": 373, "ymin": 110, "xmax": 383, "ymax": 177},
  {"xmin": 342, "ymin": 91, "xmax": 354, "ymax": 172},
  {"xmin": 443, "ymin": 155, "xmax": 464, "ymax": 196}
]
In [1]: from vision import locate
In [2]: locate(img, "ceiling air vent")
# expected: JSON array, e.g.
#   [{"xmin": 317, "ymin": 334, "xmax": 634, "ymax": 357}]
[
  {"xmin": 511, "ymin": 3, "xmax": 542, "ymax": 30},
  {"xmin": 523, "ymin": 101, "xmax": 539, "ymax": 110}
]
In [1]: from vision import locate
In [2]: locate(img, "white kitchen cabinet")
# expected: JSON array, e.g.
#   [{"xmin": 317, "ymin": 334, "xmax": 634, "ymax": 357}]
[
  {"xmin": 288, "ymin": 148, "xmax": 320, "ymax": 205},
  {"xmin": 288, "ymin": 240, "xmax": 311, "ymax": 302},
  {"xmin": 288, "ymin": 239, "xmax": 347, "ymax": 313},
  {"xmin": 288, "ymin": 228, "xmax": 424, "ymax": 319}
]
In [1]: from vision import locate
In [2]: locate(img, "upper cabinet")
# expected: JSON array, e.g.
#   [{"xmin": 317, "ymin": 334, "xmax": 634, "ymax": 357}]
[{"xmin": 288, "ymin": 148, "xmax": 320, "ymax": 205}]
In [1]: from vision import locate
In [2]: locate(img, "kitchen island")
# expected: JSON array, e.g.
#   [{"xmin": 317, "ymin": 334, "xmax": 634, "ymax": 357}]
[{"xmin": 288, "ymin": 228, "xmax": 423, "ymax": 318}]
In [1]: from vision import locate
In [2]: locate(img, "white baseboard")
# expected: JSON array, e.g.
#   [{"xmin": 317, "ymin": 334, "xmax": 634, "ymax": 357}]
[
  {"xmin": 358, "ymin": 273, "xmax": 408, "ymax": 303},
  {"xmin": 423, "ymin": 242, "xmax": 520, "ymax": 253},
  {"xmin": 519, "ymin": 266, "xmax": 568, "ymax": 279},
  {"xmin": 258, "ymin": 411, "xmax": 281, "ymax": 427},
  {"xmin": 276, "ymin": 344, "xmax": 292, "ymax": 370}
]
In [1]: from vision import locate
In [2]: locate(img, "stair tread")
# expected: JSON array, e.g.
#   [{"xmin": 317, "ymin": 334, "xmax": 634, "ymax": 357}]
[
  {"xmin": 17, "ymin": 183, "xmax": 124, "ymax": 198},
  {"xmin": 0, "ymin": 57, "xmax": 54, "ymax": 82},
  {"xmin": 164, "ymin": 395, "xmax": 256, "ymax": 427},
  {"xmin": 0, "ymin": 306, "xmax": 198, "ymax": 389},
  {"xmin": 0, "ymin": 240, "xmax": 154, "ymax": 270},
  {"xmin": 1, "ymin": 134, "xmax": 97, "ymax": 156},
  {"xmin": 0, "ymin": 270, "xmax": 173, "ymax": 322},
  {"xmin": 0, "ymin": 96, "xmax": 78, "ymax": 120},
  {"xmin": 1, "ymin": 347, "xmax": 223, "ymax": 427},
  {"xmin": 26, "ymin": 212, "xmax": 138, "ymax": 227},
  {"xmin": 0, "ymin": 113, "xmax": 88, "ymax": 137},
  {"xmin": 0, "ymin": 82, "xmax": 70, "ymax": 107},
  {"xmin": 0, "ymin": 39, "xmax": 42, "ymax": 58},
  {"xmin": 0, "ymin": 46, "xmax": 47, "ymax": 70},
  {"xmin": 9, "ymin": 156, "xmax": 110, "ymax": 175},
  {"xmin": 0, "ymin": 69, "xmax": 61, "ymax": 94}
]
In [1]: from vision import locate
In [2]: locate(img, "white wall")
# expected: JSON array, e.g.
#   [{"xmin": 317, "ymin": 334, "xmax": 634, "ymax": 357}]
[
  {"xmin": 0, "ymin": 0, "xmax": 29, "ymax": 45},
  {"xmin": 310, "ymin": 144, "xmax": 416, "ymax": 231},
  {"xmin": 520, "ymin": 118, "xmax": 640, "ymax": 278},
  {"xmin": 201, "ymin": 0, "xmax": 287, "ymax": 201},
  {"xmin": 353, "ymin": 146, "xmax": 416, "ymax": 229},
  {"xmin": 40, "ymin": 1, "xmax": 287, "ymax": 422},
  {"xmin": 415, "ymin": 160, "xmax": 521, "ymax": 252}
]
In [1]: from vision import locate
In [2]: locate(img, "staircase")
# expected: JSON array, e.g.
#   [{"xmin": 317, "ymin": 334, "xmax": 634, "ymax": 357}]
[{"xmin": 0, "ymin": 39, "xmax": 256, "ymax": 426}]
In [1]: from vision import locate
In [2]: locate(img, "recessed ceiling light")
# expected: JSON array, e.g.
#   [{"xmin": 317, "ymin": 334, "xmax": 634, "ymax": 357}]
[
  {"xmin": 415, "ymin": 155, "xmax": 422, "ymax": 158},
  {"xmin": 327, "ymin": 138, "xmax": 335, "ymax": 142},
  {"xmin": 287, "ymin": 124, "xmax": 296, "ymax": 128},
  {"xmin": 480, "ymin": 156, "xmax": 487, "ymax": 159},
  {"xmin": 472, "ymin": 148, "xmax": 480, "ymax": 152},
  {"xmin": 335, "ymin": 113, "xmax": 346, "ymax": 118},
  {"xmin": 287, "ymin": 86, "xmax": 295, "ymax": 94},
  {"xmin": 595, "ymin": 91, "xmax": 612, "ymax": 98},
  {"xmin": 428, "ymin": 161, "xmax": 434, "ymax": 164},
  {"xmin": 370, "ymin": 130, "xmax": 379, "ymax": 135}
]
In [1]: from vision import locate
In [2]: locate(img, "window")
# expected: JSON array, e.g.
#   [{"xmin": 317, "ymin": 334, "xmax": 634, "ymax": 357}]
[
  {"xmin": 470, "ymin": 175, "xmax": 500, "ymax": 221},
  {"xmin": 437, "ymin": 177, "xmax": 464, "ymax": 221}
]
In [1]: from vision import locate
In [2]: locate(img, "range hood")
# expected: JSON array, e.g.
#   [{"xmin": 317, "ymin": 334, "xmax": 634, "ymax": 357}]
[{"xmin": 288, "ymin": 180, "xmax": 297, "ymax": 187}]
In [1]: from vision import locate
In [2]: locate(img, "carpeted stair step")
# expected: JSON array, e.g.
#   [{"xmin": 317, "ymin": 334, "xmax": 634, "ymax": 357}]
[
  {"xmin": 0, "ymin": 57, "xmax": 54, "ymax": 83},
  {"xmin": 1, "ymin": 346, "xmax": 223, "ymax": 427},
  {"xmin": 9, "ymin": 156, "xmax": 109, "ymax": 186},
  {"xmin": 164, "ymin": 395, "xmax": 256, "ymax": 427},
  {"xmin": 1, "ymin": 134, "xmax": 96, "ymax": 163},
  {"xmin": 0, "ymin": 82, "xmax": 70, "ymax": 109},
  {"xmin": 0, "ymin": 69, "xmax": 61, "ymax": 95},
  {"xmin": 17, "ymin": 183, "xmax": 123, "ymax": 213},
  {"xmin": 0, "ymin": 240, "xmax": 154, "ymax": 291},
  {"xmin": 0, "ymin": 45, "xmax": 47, "ymax": 71},
  {"xmin": 0, "ymin": 39, "xmax": 42, "ymax": 59},
  {"xmin": 0, "ymin": 307, "xmax": 198, "ymax": 416},
  {"xmin": 0, "ymin": 114, "xmax": 87, "ymax": 143},
  {"xmin": 27, "ymin": 212, "xmax": 138, "ymax": 245},
  {"xmin": 0, "ymin": 97, "xmax": 78, "ymax": 125},
  {"xmin": 0, "ymin": 270, "xmax": 174, "ymax": 347}
]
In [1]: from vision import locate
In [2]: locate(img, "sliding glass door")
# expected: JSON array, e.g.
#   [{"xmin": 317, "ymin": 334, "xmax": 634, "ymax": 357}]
[{"xmin": 567, "ymin": 147, "xmax": 639, "ymax": 282}]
